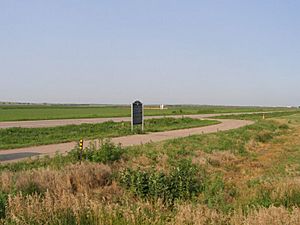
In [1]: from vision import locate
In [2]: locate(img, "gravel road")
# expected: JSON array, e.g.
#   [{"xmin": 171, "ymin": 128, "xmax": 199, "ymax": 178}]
[{"xmin": 0, "ymin": 116, "xmax": 253, "ymax": 163}]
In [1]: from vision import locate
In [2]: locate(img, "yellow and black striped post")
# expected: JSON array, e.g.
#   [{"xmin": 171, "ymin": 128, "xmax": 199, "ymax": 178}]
[
  {"xmin": 79, "ymin": 139, "xmax": 83, "ymax": 163},
  {"xmin": 79, "ymin": 139, "xmax": 83, "ymax": 150}
]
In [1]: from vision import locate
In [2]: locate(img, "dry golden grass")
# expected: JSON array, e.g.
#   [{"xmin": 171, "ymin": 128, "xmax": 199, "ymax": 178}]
[
  {"xmin": 231, "ymin": 207, "xmax": 300, "ymax": 225},
  {"xmin": 170, "ymin": 204, "xmax": 300, "ymax": 225},
  {"xmin": 0, "ymin": 162, "xmax": 112, "ymax": 195},
  {"xmin": 5, "ymin": 192, "xmax": 94, "ymax": 224},
  {"xmin": 270, "ymin": 177, "xmax": 300, "ymax": 199},
  {"xmin": 5, "ymin": 189, "xmax": 300, "ymax": 225},
  {"xmin": 4, "ymin": 191, "xmax": 169, "ymax": 225},
  {"xmin": 170, "ymin": 204, "xmax": 228, "ymax": 225}
]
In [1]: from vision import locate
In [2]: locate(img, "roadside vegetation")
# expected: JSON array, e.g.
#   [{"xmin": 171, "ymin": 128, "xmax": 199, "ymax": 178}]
[
  {"xmin": 0, "ymin": 104, "xmax": 293, "ymax": 122},
  {"xmin": 1, "ymin": 113, "xmax": 300, "ymax": 224},
  {"xmin": 0, "ymin": 117, "xmax": 219, "ymax": 150},
  {"xmin": 211, "ymin": 110, "xmax": 300, "ymax": 121}
]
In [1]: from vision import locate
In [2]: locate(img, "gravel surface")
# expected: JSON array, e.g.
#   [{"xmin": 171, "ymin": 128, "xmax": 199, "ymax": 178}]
[{"xmin": 0, "ymin": 116, "xmax": 253, "ymax": 163}]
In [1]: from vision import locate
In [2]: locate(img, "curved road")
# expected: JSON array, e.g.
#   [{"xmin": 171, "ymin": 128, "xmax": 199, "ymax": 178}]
[
  {"xmin": 0, "ymin": 113, "xmax": 256, "ymax": 129},
  {"xmin": 0, "ymin": 114, "xmax": 254, "ymax": 163}
]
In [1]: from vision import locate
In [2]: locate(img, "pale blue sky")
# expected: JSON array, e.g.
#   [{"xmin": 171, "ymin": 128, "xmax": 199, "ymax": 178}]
[{"xmin": 1, "ymin": 1, "xmax": 299, "ymax": 106}]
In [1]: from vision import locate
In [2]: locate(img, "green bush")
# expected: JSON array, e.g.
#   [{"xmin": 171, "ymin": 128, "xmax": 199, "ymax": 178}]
[
  {"xmin": 203, "ymin": 175, "xmax": 235, "ymax": 213},
  {"xmin": 119, "ymin": 160, "xmax": 204, "ymax": 205},
  {"xmin": 70, "ymin": 139, "xmax": 123, "ymax": 164},
  {"xmin": 87, "ymin": 140, "xmax": 123, "ymax": 164}
]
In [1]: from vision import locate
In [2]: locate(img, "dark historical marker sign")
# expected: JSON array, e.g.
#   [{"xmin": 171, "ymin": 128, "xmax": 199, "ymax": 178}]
[{"xmin": 131, "ymin": 100, "xmax": 144, "ymax": 130}]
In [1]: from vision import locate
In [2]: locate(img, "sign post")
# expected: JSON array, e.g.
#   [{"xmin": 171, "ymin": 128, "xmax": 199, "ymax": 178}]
[
  {"xmin": 79, "ymin": 139, "xmax": 83, "ymax": 164},
  {"xmin": 131, "ymin": 100, "xmax": 144, "ymax": 132}
]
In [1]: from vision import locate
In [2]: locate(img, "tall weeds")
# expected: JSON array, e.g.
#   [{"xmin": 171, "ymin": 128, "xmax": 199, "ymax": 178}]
[{"xmin": 0, "ymin": 163, "xmax": 112, "ymax": 195}]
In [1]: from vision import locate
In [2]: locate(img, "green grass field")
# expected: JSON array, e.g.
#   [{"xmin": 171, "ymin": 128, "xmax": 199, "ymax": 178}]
[
  {"xmin": 0, "ymin": 117, "xmax": 219, "ymax": 150},
  {"xmin": 0, "ymin": 104, "xmax": 293, "ymax": 122},
  {"xmin": 1, "ymin": 113, "xmax": 300, "ymax": 224}
]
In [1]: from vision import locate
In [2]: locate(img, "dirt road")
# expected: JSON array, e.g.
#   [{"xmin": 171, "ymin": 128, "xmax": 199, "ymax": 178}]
[
  {"xmin": 0, "ymin": 118, "xmax": 253, "ymax": 163},
  {"xmin": 0, "ymin": 113, "xmax": 257, "ymax": 129}
]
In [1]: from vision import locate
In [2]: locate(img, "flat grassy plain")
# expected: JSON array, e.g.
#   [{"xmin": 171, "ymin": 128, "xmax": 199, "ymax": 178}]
[
  {"xmin": 0, "ymin": 104, "xmax": 293, "ymax": 122},
  {"xmin": 0, "ymin": 117, "xmax": 219, "ymax": 150},
  {"xmin": 1, "ymin": 112, "xmax": 300, "ymax": 224}
]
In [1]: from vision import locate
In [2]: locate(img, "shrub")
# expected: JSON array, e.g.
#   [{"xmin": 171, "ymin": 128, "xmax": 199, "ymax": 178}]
[
  {"xmin": 167, "ymin": 160, "xmax": 203, "ymax": 201},
  {"xmin": 119, "ymin": 160, "xmax": 204, "ymax": 205},
  {"xmin": 88, "ymin": 140, "xmax": 123, "ymax": 163},
  {"xmin": 70, "ymin": 139, "xmax": 123, "ymax": 164},
  {"xmin": 203, "ymin": 175, "xmax": 235, "ymax": 213}
]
